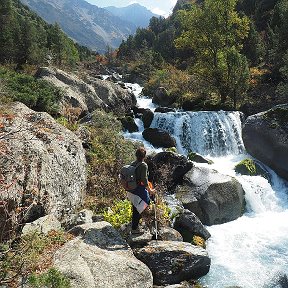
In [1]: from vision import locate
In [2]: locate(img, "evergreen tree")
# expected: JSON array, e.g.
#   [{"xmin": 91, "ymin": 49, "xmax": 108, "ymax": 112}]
[{"xmin": 0, "ymin": 0, "xmax": 16, "ymax": 62}]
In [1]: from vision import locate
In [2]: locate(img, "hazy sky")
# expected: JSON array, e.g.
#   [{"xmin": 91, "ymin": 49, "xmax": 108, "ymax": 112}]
[{"xmin": 85, "ymin": 0, "xmax": 177, "ymax": 16}]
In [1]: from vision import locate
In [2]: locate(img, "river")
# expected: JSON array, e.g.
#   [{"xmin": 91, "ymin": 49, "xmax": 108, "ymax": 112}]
[{"xmin": 124, "ymin": 83, "xmax": 288, "ymax": 288}]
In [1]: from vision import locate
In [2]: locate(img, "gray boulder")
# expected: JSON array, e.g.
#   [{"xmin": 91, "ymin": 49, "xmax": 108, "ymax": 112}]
[
  {"xmin": 173, "ymin": 209, "xmax": 211, "ymax": 241},
  {"xmin": 158, "ymin": 227, "xmax": 183, "ymax": 242},
  {"xmin": 134, "ymin": 241, "xmax": 210, "ymax": 285},
  {"xmin": 88, "ymin": 77, "xmax": 137, "ymax": 116},
  {"xmin": 36, "ymin": 67, "xmax": 105, "ymax": 116},
  {"xmin": 242, "ymin": 105, "xmax": 288, "ymax": 181},
  {"xmin": 36, "ymin": 67, "xmax": 136, "ymax": 117},
  {"xmin": 22, "ymin": 214, "xmax": 61, "ymax": 235},
  {"xmin": 146, "ymin": 152, "xmax": 193, "ymax": 189},
  {"xmin": 176, "ymin": 166, "xmax": 245, "ymax": 225},
  {"xmin": 143, "ymin": 128, "xmax": 176, "ymax": 148},
  {"xmin": 0, "ymin": 103, "xmax": 87, "ymax": 225},
  {"xmin": 54, "ymin": 222, "xmax": 153, "ymax": 288},
  {"xmin": 74, "ymin": 209, "xmax": 94, "ymax": 225}
]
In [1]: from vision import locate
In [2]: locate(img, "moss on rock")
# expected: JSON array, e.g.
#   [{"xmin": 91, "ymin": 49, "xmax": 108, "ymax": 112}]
[{"xmin": 235, "ymin": 158, "xmax": 268, "ymax": 179}]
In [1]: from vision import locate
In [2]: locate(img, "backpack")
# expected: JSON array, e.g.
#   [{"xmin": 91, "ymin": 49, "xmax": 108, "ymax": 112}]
[{"xmin": 119, "ymin": 162, "xmax": 142, "ymax": 191}]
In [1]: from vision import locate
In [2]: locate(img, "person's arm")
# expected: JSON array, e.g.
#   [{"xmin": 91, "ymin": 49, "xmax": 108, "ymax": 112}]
[{"xmin": 140, "ymin": 163, "xmax": 155, "ymax": 195}]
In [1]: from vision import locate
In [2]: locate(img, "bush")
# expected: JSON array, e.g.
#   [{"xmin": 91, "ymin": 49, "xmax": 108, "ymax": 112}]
[
  {"xmin": 0, "ymin": 67, "xmax": 62, "ymax": 115},
  {"xmin": 0, "ymin": 231, "xmax": 72, "ymax": 286},
  {"xmin": 86, "ymin": 110, "xmax": 138, "ymax": 212},
  {"xmin": 103, "ymin": 199, "xmax": 132, "ymax": 228},
  {"xmin": 28, "ymin": 268, "xmax": 71, "ymax": 288}
]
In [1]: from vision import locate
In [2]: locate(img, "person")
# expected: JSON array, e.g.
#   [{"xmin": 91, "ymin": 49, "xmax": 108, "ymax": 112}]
[{"xmin": 128, "ymin": 147, "xmax": 155, "ymax": 234}]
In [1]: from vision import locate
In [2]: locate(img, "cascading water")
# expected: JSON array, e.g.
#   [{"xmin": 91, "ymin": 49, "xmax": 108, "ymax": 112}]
[
  {"xmin": 124, "ymin": 83, "xmax": 288, "ymax": 288},
  {"xmin": 150, "ymin": 111, "xmax": 245, "ymax": 156}
]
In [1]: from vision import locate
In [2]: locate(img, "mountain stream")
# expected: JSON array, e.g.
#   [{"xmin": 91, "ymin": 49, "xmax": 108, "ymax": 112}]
[{"xmin": 124, "ymin": 83, "xmax": 288, "ymax": 288}]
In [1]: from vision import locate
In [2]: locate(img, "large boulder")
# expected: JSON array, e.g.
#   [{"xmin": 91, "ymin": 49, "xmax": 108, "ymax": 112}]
[
  {"xmin": 36, "ymin": 67, "xmax": 136, "ymax": 117},
  {"xmin": 173, "ymin": 209, "xmax": 211, "ymax": 241},
  {"xmin": 146, "ymin": 152, "xmax": 193, "ymax": 189},
  {"xmin": 176, "ymin": 166, "xmax": 245, "ymax": 225},
  {"xmin": 152, "ymin": 87, "xmax": 176, "ymax": 107},
  {"xmin": 36, "ymin": 67, "xmax": 105, "ymax": 116},
  {"xmin": 143, "ymin": 129, "xmax": 176, "ymax": 148},
  {"xmin": 21, "ymin": 214, "xmax": 61, "ymax": 235},
  {"xmin": 242, "ymin": 105, "xmax": 288, "ymax": 181},
  {"xmin": 88, "ymin": 77, "xmax": 137, "ymax": 116},
  {"xmin": 134, "ymin": 241, "xmax": 210, "ymax": 285},
  {"xmin": 54, "ymin": 222, "xmax": 153, "ymax": 288},
  {"xmin": 0, "ymin": 103, "xmax": 87, "ymax": 226}
]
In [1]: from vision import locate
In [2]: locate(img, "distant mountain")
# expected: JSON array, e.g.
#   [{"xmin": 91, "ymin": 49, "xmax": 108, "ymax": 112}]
[
  {"xmin": 20, "ymin": 0, "xmax": 137, "ymax": 53},
  {"xmin": 105, "ymin": 3, "xmax": 158, "ymax": 28}
]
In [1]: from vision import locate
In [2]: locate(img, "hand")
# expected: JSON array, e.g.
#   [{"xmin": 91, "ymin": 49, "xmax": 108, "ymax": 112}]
[{"xmin": 149, "ymin": 188, "xmax": 156, "ymax": 195}]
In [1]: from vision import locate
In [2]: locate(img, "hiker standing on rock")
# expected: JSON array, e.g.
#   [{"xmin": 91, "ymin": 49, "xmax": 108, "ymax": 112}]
[{"xmin": 127, "ymin": 147, "xmax": 155, "ymax": 234}]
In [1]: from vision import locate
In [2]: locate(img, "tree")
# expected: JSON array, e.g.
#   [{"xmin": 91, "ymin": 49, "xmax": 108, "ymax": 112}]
[
  {"xmin": 243, "ymin": 21, "xmax": 265, "ymax": 65},
  {"xmin": 175, "ymin": 0, "xmax": 250, "ymax": 105},
  {"xmin": 0, "ymin": 0, "xmax": 17, "ymax": 63}
]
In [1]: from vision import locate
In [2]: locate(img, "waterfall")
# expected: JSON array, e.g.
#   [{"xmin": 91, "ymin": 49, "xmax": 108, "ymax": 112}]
[
  {"xmin": 124, "ymin": 83, "xmax": 288, "ymax": 288},
  {"xmin": 150, "ymin": 111, "xmax": 244, "ymax": 156}
]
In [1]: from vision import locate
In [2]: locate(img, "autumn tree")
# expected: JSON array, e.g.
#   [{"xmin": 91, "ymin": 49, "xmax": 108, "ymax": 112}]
[{"xmin": 175, "ymin": 0, "xmax": 250, "ymax": 107}]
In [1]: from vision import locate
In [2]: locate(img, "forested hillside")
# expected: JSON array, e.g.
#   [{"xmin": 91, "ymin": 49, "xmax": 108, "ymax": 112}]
[
  {"xmin": 0, "ymin": 0, "xmax": 94, "ymax": 68},
  {"xmin": 117, "ymin": 0, "xmax": 288, "ymax": 114}
]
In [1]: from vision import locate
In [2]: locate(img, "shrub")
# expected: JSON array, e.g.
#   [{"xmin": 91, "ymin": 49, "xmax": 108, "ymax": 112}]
[
  {"xmin": 86, "ymin": 110, "xmax": 137, "ymax": 212},
  {"xmin": 0, "ymin": 231, "xmax": 72, "ymax": 286},
  {"xmin": 103, "ymin": 199, "xmax": 132, "ymax": 228},
  {"xmin": 0, "ymin": 67, "xmax": 62, "ymax": 115},
  {"xmin": 28, "ymin": 268, "xmax": 71, "ymax": 288}
]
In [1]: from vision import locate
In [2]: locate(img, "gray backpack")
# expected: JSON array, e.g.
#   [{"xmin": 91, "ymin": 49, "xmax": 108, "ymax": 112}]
[{"xmin": 120, "ymin": 162, "xmax": 142, "ymax": 191}]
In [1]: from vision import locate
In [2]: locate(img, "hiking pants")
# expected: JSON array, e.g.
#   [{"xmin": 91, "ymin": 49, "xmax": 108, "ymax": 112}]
[{"xmin": 132, "ymin": 205, "xmax": 141, "ymax": 230}]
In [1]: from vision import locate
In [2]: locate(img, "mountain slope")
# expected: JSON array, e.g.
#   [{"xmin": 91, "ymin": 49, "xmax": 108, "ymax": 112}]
[
  {"xmin": 20, "ymin": 0, "xmax": 137, "ymax": 53},
  {"xmin": 105, "ymin": 3, "xmax": 158, "ymax": 28}
]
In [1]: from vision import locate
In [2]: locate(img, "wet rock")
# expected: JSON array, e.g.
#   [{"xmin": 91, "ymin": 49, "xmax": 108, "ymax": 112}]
[
  {"xmin": 176, "ymin": 166, "xmax": 245, "ymax": 225},
  {"xmin": 142, "ymin": 109, "xmax": 154, "ymax": 128},
  {"xmin": 155, "ymin": 107, "xmax": 176, "ymax": 113},
  {"xmin": 120, "ymin": 116, "xmax": 139, "ymax": 133},
  {"xmin": 147, "ymin": 152, "xmax": 193, "ymax": 189},
  {"xmin": 173, "ymin": 209, "xmax": 211, "ymax": 241},
  {"xmin": 143, "ymin": 128, "xmax": 176, "ymax": 148},
  {"xmin": 134, "ymin": 241, "xmax": 210, "ymax": 285},
  {"xmin": 242, "ymin": 104, "xmax": 288, "ymax": 181}
]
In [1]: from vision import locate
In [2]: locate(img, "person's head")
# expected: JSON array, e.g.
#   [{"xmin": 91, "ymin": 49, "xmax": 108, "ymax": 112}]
[{"xmin": 136, "ymin": 147, "xmax": 146, "ymax": 162}]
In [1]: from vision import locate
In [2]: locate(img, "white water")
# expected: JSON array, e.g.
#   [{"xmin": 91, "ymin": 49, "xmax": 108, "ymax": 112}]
[{"xmin": 124, "ymin": 83, "xmax": 288, "ymax": 288}]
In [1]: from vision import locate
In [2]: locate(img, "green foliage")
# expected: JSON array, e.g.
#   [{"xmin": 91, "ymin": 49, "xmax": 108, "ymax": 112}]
[
  {"xmin": 0, "ymin": 231, "xmax": 72, "ymax": 286},
  {"xmin": 187, "ymin": 151, "xmax": 197, "ymax": 161},
  {"xmin": 28, "ymin": 268, "xmax": 71, "ymax": 288},
  {"xmin": 0, "ymin": 0, "xmax": 92, "ymax": 67},
  {"xmin": 235, "ymin": 158, "xmax": 268, "ymax": 179},
  {"xmin": 235, "ymin": 159, "xmax": 257, "ymax": 175},
  {"xmin": 175, "ymin": 0, "xmax": 250, "ymax": 107},
  {"xmin": 86, "ymin": 110, "xmax": 137, "ymax": 211},
  {"xmin": 56, "ymin": 116, "xmax": 79, "ymax": 131},
  {"xmin": 0, "ymin": 67, "xmax": 62, "ymax": 114},
  {"xmin": 103, "ymin": 199, "xmax": 132, "ymax": 228},
  {"xmin": 165, "ymin": 147, "xmax": 178, "ymax": 153}
]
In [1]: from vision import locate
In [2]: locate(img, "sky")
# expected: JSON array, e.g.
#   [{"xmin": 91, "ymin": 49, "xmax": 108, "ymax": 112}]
[{"xmin": 85, "ymin": 0, "xmax": 178, "ymax": 16}]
